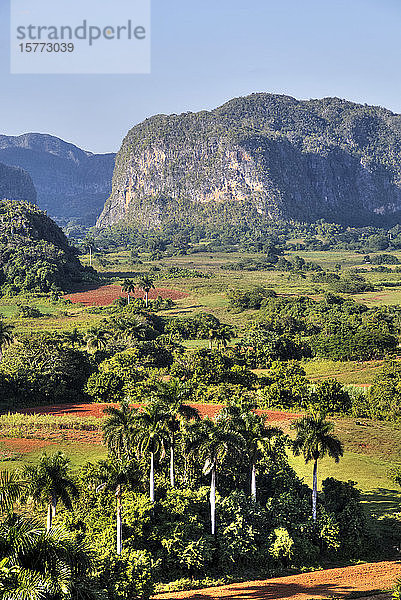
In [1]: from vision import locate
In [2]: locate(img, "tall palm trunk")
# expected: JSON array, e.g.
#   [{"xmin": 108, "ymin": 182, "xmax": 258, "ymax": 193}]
[
  {"xmin": 116, "ymin": 484, "xmax": 122, "ymax": 555},
  {"xmin": 145, "ymin": 291, "xmax": 149, "ymax": 307},
  {"xmin": 46, "ymin": 504, "xmax": 52, "ymax": 531},
  {"xmin": 210, "ymin": 460, "xmax": 216, "ymax": 535},
  {"xmin": 170, "ymin": 445, "xmax": 175, "ymax": 488},
  {"xmin": 127, "ymin": 293, "xmax": 130, "ymax": 305},
  {"xmin": 47, "ymin": 494, "xmax": 57, "ymax": 531},
  {"xmin": 251, "ymin": 463, "xmax": 257, "ymax": 501},
  {"xmin": 150, "ymin": 452, "xmax": 155, "ymax": 502},
  {"xmin": 312, "ymin": 458, "xmax": 318, "ymax": 522},
  {"xmin": 51, "ymin": 494, "xmax": 57, "ymax": 520}
]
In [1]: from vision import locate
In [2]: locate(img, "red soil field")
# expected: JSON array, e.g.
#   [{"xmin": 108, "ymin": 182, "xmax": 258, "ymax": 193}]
[
  {"xmin": 0, "ymin": 430, "xmax": 103, "ymax": 449},
  {"xmin": 19, "ymin": 403, "xmax": 300, "ymax": 423},
  {"xmin": 153, "ymin": 560, "xmax": 401, "ymax": 600},
  {"xmin": 1, "ymin": 438, "xmax": 55, "ymax": 454},
  {"xmin": 64, "ymin": 284, "xmax": 189, "ymax": 306}
]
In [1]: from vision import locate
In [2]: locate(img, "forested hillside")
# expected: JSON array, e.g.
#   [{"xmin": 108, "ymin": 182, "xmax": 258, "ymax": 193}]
[{"xmin": 0, "ymin": 199, "xmax": 92, "ymax": 293}]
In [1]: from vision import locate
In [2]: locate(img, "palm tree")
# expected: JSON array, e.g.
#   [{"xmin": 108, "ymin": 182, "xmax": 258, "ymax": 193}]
[
  {"xmin": 84, "ymin": 459, "xmax": 138, "ymax": 555},
  {"xmin": 0, "ymin": 514, "xmax": 99, "ymax": 599},
  {"xmin": 217, "ymin": 405, "xmax": 281, "ymax": 501},
  {"xmin": 208, "ymin": 327, "xmax": 218, "ymax": 350},
  {"xmin": 121, "ymin": 279, "xmax": 136, "ymax": 305},
  {"xmin": 0, "ymin": 471, "xmax": 25, "ymax": 514},
  {"xmin": 187, "ymin": 418, "xmax": 244, "ymax": 535},
  {"xmin": 136, "ymin": 275, "xmax": 155, "ymax": 308},
  {"xmin": 83, "ymin": 234, "xmax": 96, "ymax": 267},
  {"xmin": 84, "ymin": 327, "xmax": 109, "ymax": 353},
  {"xmin": 103, "ymin": 400, "xmax": 138, "ymax": 460},
  {"xmin": 214, "ymin": 325, "xmax": 233, "ymax": 350},
  {"xmin": 24, "ymin": 452, "xmax": 79, "ymax": 531},
  {"xmin": 0, "ymin": 321, "xmax": 14, "ymax": 362},
  {"xmin": 62, "ymin": 327, "xmax": 83, "ymax": 349},
  {"xmin": 155, "ymin": 380, "xmax": 200, "ymax": 488},
  {"xmin": 134, "ymin": 401, "xmax": 169, "ymax": 502},
  {"xmin": 292, "ymin": 412, "xmax": 343, "ymax": 522}
]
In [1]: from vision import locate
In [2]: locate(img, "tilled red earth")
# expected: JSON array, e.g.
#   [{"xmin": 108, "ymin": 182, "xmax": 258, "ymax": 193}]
[
  {"xmin": 4, "ymin": 404, "xmax": 297, "ymax": 450},
  {"xmin": 18, "ymin": 403, "xmax": 300, "ymax": 423},
  {"xmin": 64, "ymin": 284, "xmax": 189, "ymax": 306},
  {"xmin": 0, "ymin": 431, "xmax": 103, "ymax": 453},
  {"xmin": 153, "ymin": 560, "xmax": 401, "ymax": 600}
]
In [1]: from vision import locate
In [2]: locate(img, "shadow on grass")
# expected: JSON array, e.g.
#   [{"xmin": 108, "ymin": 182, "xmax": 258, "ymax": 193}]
[{"xmin": 361, "ymin": 488, "xmax": 401, "ymax": 516}]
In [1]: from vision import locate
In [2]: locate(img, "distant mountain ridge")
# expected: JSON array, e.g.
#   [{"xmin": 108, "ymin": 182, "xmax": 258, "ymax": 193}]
[
  {"xmin": 0, "ymin": 133, "xmax": 115, "ymax": 225},
  {"xmin": 97, "ymin": 93, "xmax": 401, "ymax": 229}
]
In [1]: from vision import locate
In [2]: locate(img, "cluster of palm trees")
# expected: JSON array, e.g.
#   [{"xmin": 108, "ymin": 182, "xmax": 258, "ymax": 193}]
[
  {"xmin": 0, "ymin": 453, "xmax": 79, "ymax": 533},
  {"xmin": 84, "ymin": 316, "xmax": 151, "ymax": 353},
  {"xmin": 121, "ymin": 275, "xmax": 155, "ymax": 307},
  {"xmin": 101, "ymin": 383, "xmax": 344, "ymax": 548},
  {"xmin": 207, "ymin": 324, "xmax": 234, "ymax": 350},
  {"xmin": 0, "ymin": 455, "xmax": 96, "ymax": 600},
  {"xmin": 0, "ymin": 391, "xmax": 344, "ymax": 567}
]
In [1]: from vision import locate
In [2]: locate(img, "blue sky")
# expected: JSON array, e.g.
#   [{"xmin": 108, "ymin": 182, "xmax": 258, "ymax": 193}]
[{"xmin": 1, "ymin": 0, "xmax": 401, "ymax": 153}]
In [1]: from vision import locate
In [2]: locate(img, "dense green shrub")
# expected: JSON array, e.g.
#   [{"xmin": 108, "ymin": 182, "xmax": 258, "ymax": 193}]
[
  {"xmin": 367, "ymin": 361, "xmax": 401, "ymax": 421},
  {"xmin": 0, "ymin": 335, "xmax": 93, "ymax": 406},
  {"xmin": 259, "ymin": 362, "xmax": 310, "ymax": 409},
  {"xmin": 227, "ymin": 287, "xmax": 277, "ymax": 311},
  {"xmin": 309, "ymin": 379, "xmax": 352, "ymax": 415}
]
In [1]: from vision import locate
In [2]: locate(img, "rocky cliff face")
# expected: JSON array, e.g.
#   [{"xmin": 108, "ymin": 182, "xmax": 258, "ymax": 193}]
[
  {"xmin": 0, "ymin": 162, "xmax": 36, "ymax": 204},
  {"xmin": 97, "ymin": 94, "xmax": 401, "ymax": 228},
  {"xmin": 0, "ymin": 134, "xmax": 115, "ymax": 225}
]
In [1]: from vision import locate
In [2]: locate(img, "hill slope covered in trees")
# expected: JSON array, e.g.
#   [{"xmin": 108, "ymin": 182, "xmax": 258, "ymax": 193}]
[
  {"xmin": 97, "ymin": 93, "xmax": 401, "ymax": 229},
  {"xmin": 0, "ymin": 199, "xmax": 91, "ymax": 293}
]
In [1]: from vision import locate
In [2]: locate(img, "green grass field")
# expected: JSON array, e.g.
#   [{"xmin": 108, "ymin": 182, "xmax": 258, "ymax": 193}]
[
  {"xmin": 4, "ymin": 247, "xmax": 401, "ymax": 383},
  {"xmin": 301, "ymin": 359, "xmax": 383, "ymax": 385},
  {"xmin": 11, "ymin": 247, "xmax": 401, "ymax": 333},
  {"xmin": 288, "ymin": 452, "xmax": 401, "ymax": 517},
  {"xmin": 0, "ymin": 440, "xmax": 107, "ymax": 472}
]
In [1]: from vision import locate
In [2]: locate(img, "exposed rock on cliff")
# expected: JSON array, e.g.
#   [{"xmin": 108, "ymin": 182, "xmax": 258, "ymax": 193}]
[{"xmin": 97, "ymin": 93, "xmax": 401, "ymax": 228}]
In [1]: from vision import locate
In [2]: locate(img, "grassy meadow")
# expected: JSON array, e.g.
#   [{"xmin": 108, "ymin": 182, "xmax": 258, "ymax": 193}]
[{"xmin": 9, "ymin": 246, "xmax": 401, "ymax": 336}]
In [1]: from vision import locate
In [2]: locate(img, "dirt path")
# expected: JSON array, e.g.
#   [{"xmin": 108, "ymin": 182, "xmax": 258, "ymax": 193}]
[{"xmin": 153, "ymin": 561, "xmax": 401, "ymax": 600}]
